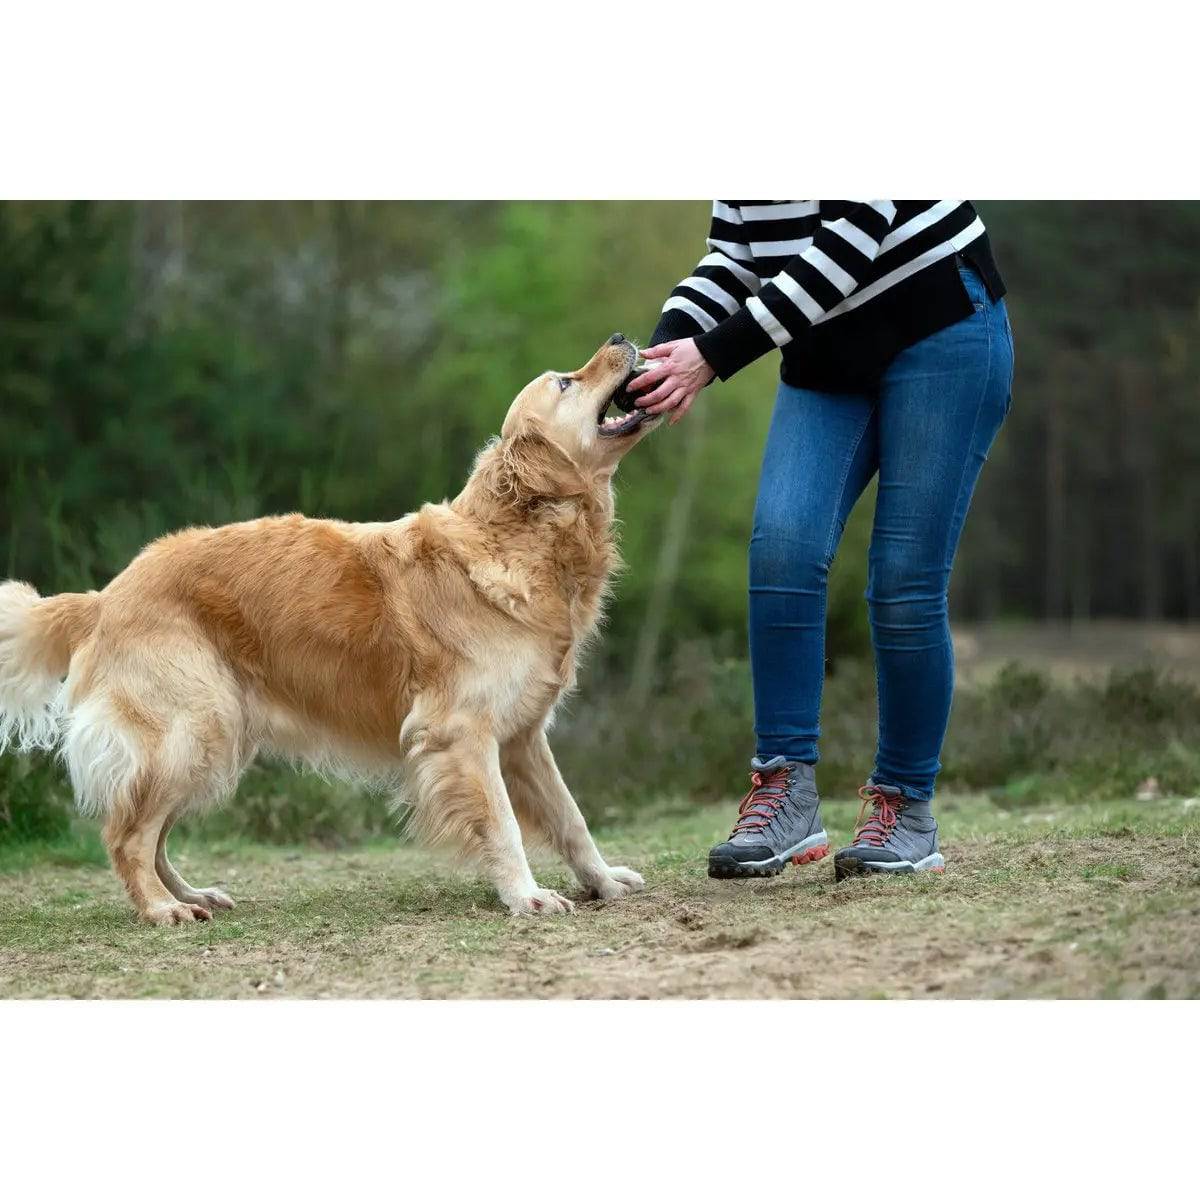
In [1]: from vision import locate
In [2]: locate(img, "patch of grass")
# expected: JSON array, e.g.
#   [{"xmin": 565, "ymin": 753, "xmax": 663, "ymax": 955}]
[
  {"xmin": 0, "ymin": 826, "xmax": 106, "ymax": 874},
  {"xmin": 942, "ymin": 663, "xmax": 1200, "ymax": 804},
  {"xmin": 1081, "ymin": 863, "xmax": 1136, "ymax": 881},
  {"xmin": 1, "ymin": 793, "xmax": 1196, "ymax": 999}
]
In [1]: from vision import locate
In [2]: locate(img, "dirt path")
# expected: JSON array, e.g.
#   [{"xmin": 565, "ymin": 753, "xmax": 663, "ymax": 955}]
[
  {"xmin": 1, "ymin": 795, "xmax": 1197, "ymax": 999},
  {"xmin": 953, "ymin": 619, "xmax": 1200, "ymax": 683}
]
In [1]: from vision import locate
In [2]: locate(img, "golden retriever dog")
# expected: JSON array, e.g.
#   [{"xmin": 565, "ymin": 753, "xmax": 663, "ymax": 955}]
[{"xmin": 0, "ymin": 333, "xmax": 658, "ymax": 923}]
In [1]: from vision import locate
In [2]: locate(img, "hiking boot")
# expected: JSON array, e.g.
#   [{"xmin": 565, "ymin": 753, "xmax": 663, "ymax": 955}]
[
  {"xmin": 708, "ymin": 756, "xmax": 829, "ymax": 879},
  {"xmin": 834, "ymin": 783, "xmax": 945, "ymax": 881}
]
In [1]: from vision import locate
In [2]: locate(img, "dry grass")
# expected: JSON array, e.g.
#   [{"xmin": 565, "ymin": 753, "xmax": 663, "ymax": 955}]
[{"xmin": 1, "ymin": 793, "xmax": 1197, "ymax": 999}]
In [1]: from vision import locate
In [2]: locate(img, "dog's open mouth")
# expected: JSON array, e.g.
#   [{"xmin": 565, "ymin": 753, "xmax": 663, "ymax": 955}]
[{"xmin": 597, "ymin": 363, "xmax": 655, "ymax": 438}]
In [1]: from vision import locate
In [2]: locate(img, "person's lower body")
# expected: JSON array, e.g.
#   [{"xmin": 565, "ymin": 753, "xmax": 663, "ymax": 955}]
[{"xmin": 714, "ymin": 261, "xmax": 1013, "ymax": 877}]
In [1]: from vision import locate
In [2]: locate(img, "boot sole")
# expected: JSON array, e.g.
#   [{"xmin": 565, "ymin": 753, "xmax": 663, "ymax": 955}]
[
  {"xmin": 708, "ymin": 833, "xmax": 829, "ymax": 880},
  {"xmin": 834, "ymin": 852, "xmax": 946, "ymax": 882}
]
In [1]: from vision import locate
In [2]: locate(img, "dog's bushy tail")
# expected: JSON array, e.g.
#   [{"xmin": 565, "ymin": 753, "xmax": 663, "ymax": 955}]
[{"xmin": 0, "ymin": 581, "xmax": 98, "ymax": 755}]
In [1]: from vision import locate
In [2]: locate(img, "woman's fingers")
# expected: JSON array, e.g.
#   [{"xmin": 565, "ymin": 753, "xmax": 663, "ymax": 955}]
[
  {"xmin": 646, "ymin": 386, "xmax": 687, "ymax": 416},
  {"xmin": 634, "ymin": 374, "xmax": 681, "ymax": 408},
  {"xmin": 640, "ymin": 342, "xmax": 673, "ymax": 358},
  {"xmin": 626, "ymin": 364, "xmax": 669, "ymax": 394}
]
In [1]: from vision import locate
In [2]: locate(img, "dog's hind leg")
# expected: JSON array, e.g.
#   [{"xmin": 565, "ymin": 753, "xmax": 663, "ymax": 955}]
[
  {"xmin": 155, "ymin": 816, "xmax": 235, "ymax": 913},
  {"xmin": 502, "ymin": 727, "xmax": 645, "ymax": 902},
  {"xmin": 66, "ymin": 654, "xmax": 244, "ymax": 924},
  {"xmin": 103, "ymin": 778, "xmax": 214, "ymax": 925},
  {"xmin": 405, "ymin": 714, "xmax": 574, "ymax": 916},
  {"xmin": 62, "ymin": 691, "xmax": 210, "ymax": 924}
]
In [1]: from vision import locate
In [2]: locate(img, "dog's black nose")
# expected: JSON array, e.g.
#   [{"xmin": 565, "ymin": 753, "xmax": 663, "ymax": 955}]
[{"xmin": 607, "ymin": 332, "xmax": 626, "ymax": 345}]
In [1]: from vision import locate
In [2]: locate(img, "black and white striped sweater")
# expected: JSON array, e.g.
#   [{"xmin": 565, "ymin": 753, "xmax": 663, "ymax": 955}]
[{"xmin": 649, "ymin": 201, "xmax": 1006, "ymax": 392}]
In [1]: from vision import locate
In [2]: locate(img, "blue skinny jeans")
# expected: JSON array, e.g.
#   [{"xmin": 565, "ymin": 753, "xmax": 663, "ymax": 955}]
[{"xmin": 749, "ymin": 261, "xmax": 1014, "ymax": 801}]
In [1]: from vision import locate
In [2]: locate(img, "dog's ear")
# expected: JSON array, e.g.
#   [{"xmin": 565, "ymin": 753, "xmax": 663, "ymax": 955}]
[{"xmin": 501, "ymin": 426, "xmax": 585, "ymax": 500}]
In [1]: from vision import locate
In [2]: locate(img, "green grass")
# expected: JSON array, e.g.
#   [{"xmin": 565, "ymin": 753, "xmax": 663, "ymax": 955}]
[{"xmin": 2, "ymin": 792, "xmax": 1197, "ymax": 999}]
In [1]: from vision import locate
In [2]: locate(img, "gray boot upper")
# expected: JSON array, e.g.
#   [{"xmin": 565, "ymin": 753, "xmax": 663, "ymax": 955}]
[
  {"xmin": 837, "ymin": 783, "xmax": 940, "ymax": 866},
  {"xmin": 709, "ymin": 756, "xmax": 826, "ymax": 866}
]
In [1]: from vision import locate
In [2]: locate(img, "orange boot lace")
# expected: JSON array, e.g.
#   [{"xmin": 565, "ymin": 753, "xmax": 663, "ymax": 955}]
[
  {"xmin": 851, "ymin": 784, "xmax": 902, "ymax": 846},
  {"xmin": 731, "ymin": 766, "xmax": 791, "ymax": 836}
]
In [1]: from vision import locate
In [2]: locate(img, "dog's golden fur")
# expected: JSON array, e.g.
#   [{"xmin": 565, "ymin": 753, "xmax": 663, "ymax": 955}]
[{"xmin": 0, "ymin": 337, "xmax": 653, "ymax": 922}]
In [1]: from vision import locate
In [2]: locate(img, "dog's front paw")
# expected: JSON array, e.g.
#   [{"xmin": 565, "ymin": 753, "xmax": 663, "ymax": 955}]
[
  {"xmin": 143, "ymin": 901, "xmax": 213, "ymax": 926},
  {"xmin": 507, "ymin": 888, "xmax": 576, "ymax": 917},
  {"xmin": 188, "ymin": 887, "xmax": 235, "ymax": 912},
  {"xmin": 586, "ymin": 865, "xmax": 645, "ymax": 902}
]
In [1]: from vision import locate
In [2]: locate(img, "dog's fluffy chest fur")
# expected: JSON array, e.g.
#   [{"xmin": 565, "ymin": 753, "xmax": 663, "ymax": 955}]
[{"xmin": 419, "ymin": 479, "xmax": 617, "ymax": 737}]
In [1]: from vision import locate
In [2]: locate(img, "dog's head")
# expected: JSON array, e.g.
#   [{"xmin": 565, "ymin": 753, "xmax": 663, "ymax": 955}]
[{"xmin": 499, "ymin": 334, "xmax": 658, "ymax": 482}]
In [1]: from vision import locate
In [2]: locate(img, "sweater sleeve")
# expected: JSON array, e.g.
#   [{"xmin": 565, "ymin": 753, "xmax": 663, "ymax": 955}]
[
  {"xmin": 647, "ymin": 201, "xmax": 762, "ymax": 347},
  {"xmin": 693, "ymin": 201, "xmax": 900, "ymax": 381}
]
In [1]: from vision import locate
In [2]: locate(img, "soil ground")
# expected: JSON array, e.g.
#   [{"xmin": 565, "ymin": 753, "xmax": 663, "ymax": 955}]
[{"xmin": 2, "ymin": 793, "xmax": 1197, "ymax": 999}]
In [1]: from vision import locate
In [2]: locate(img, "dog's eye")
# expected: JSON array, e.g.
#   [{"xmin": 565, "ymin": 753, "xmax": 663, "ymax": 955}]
[{"xmin": 557, "ymin": 376, "xmax": 571, "ymax": 393}]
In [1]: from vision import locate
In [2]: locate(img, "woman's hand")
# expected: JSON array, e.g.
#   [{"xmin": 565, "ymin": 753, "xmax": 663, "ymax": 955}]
[{"xmin": 626, "ymin": 338, "xmax": 715, "ymax": 425}]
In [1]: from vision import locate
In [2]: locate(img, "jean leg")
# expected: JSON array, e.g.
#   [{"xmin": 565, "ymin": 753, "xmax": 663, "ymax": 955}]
[
  {"xmin": 749, "ymin": 380, "xmax": 878, "ymax": 762},
  {"xmin": 868, "ymin": 279, "xmax": 1014, "ymax": 800}
]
